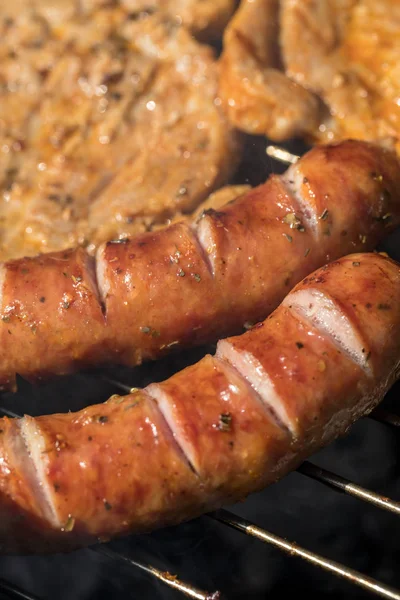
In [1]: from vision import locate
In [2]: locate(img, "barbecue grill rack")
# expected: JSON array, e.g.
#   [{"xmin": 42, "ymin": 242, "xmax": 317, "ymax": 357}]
[{"xmin": 0, "ymin": 144, "xmax": 399, "ymax": 600}]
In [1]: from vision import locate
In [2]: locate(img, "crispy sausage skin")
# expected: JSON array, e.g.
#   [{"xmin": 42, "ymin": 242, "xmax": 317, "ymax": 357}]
[
  {"xmin": 1, "ymin": 140, "xmax": 400, "ymax": 390},
  {"xmin": 0, "ymin": 252, "xmax": 399, "ymax": 554}
]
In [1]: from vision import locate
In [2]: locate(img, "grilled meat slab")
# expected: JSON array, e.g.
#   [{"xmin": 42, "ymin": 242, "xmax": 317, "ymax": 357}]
[
  {"xmin": 0, "ymin": 2, "xmax": 239, "ymax": 261},
  {"xmin": 220, "ymin": 0, "xmax": 400, "ymax": 151}
]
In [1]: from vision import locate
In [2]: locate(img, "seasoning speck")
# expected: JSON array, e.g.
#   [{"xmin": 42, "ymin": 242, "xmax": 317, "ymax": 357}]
[
  {"xmin": 55, "ymin": 434, "xmax": 67, "ymax": 450},
  {"xmin": 377, "ymin": 303, "xmax": 391, "ymax": 310},
  {"xmin": 371, "ymin": 172, "xmax": 383, "ymax": 182},
  {"xmin": 376, "ymin": 213, "xmax": 392, "ymax": 224},
  {"xmin": 192, "ymin": 273, "xmax": 201, "ymax": 282},
  {"xmin": 284, "ymin": 233, "xmax": 293, "ymax": 243},
  {"xmin": 103, "ymin": 500, "xmax": 112, "ymax": 511},
  {"xmin": 124, "ymin": 401, "xmax": 139, "ymax": 411},
  {"xmin": 217, "ymin": 413, "xmax": 232, "ymax": 432},
  {"xmin": 62, "ymin": 515, "xmax": 75, "ymax": 532},
  {"xmin": 92, "ymin": 415, "xmax": 109, "ymax": 424},
  {"xmin": 317, "ymin": 360, "xmax": 326, "ymax": 372},
  {"xmin": 140, "ymin": 325, "xmax": 159, "ymax": 337},
  {"xmin": 71, "ymin": 275, "xmax": 83, "ymax": 284},
  {"xmin": 352, "ymin": 261, "xmax": 360, "ymax": 267},
  {"xmin": 296, "ymin": 341, "xmax": 304, "ymax": 349},
  {"xmin": 283, "ymin": 213, "xmax": 305, "ymax": 231},
  {"xmin": 177, "ymin": 268, "xmax": 185, "ymax": 277},
  {"xmin": 320, "ymin": 209, "xmax": 329, "ymax": 220}
]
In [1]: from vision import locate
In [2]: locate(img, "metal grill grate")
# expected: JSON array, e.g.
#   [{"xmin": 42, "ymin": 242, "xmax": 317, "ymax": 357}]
[{"xmin": 0, "ymin": 145, "xmax": 399, "ymax": 600}]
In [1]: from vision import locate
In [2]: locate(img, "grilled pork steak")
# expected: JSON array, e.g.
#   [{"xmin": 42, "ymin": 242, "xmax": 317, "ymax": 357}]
[
  {"xmin": 0, "ymin": 2, "xmax": 239, "ymax": 261},
  {"xmin": 219, "ymin": 0, "xmax": 324, "ymax": 140},
  {"xmin": 220, "ymin": 0, "xmax": 400, "ymax": 151}
]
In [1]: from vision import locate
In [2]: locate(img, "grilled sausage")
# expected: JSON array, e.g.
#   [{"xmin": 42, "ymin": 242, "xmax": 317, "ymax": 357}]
[
  {"xmin": 1, "ymin": 140, "xmax": 400, "ymax": 391},
  {"xmin": 0, "ymin": 252, "xmax": 399, "ymax": 554}
]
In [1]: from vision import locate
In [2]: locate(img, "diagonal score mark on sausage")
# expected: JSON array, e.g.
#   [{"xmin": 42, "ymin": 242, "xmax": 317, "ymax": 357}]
[
  {"xmin": 281, "ymin": 163, "xmax": 321, "ymax": 236},
  {"xmin": 17, "ymin": 417, "xmax": 62, "ymax": 528},
  {"xmin": 285, "ymin": 289, "xmax": 373, "ymax": 376},
  {"xmin": 189, "ymin": 222, "xmax": 215, "ymax": 278}
]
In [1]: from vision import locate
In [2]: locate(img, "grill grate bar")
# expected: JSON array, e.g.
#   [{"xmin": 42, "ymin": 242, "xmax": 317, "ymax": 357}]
[
  {"xmin": 101, "ymin": 376, "xmax": 133, "ymax": 393},
  {"xmin": 266, "ymin": 145, "xmax": 299, "ymax": 164},
  {"xmin": 0, "ymin": 578, "xmax": 42, "ymax": 600},
  {"xmin": 298, "ymin": 461, "xmax": 400, "ymax": 515},
  {"xmin": 0, "ymin": 407, "xmax": 19, "ymax": 419},
  {"xmin": 95, "ymin": 546, "xmax": 221, "ymax": 600},
  {"xmin": 209, "ymin": 509, "xmax": 400, "ymax": 600},
  {"xmin": 370, "ymin": 408, "xmax": 400, "ymax": 429}
]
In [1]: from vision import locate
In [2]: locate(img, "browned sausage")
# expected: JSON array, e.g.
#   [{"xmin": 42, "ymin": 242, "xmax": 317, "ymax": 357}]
[
  {"xmin": 1, "ymin": 140, "xmax": 400, "ymax": 391},
  {"xmin": 0, "ymin": 252, "xmax": 399, "ymax": 554}
]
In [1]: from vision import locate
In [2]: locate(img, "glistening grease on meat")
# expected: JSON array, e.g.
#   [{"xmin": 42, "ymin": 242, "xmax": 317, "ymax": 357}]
[
  {"xmin": 0, "ymin": 252, "xmax": 399, "ymax": 553},
  {"xmin": 220, "ymin": 0, "xmax": 400, "ymax": 151},
  {"xmin": 3, "ymin": 0, "xmax": 237, "ymax": 42},
  {"xmin": 0, "ymin": 140, "xmax": 400, "ymax": 391},
  {"xmin": 0, "ymin": 2, "xmax": 239, "ymax": 261},
  {"xmin": 218, "ymin": 0, "xmax": 323, "ymax": 140}
]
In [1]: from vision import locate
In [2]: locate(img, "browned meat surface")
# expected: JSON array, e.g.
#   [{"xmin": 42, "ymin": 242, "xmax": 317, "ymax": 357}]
[
  {"xmin": 0, "ymin": 2, "xmax": 239, "ymax": 261},
  {"xmin": 121, "ymin": 0, "xmax": 237, "ymax": 41},
  {"xmin": 218, "ymin": 0, "xmax": 323, "ymax": 140},
  {"xmin": 281, "ymin": 0, "xmax": 400, "ymax": 149},
  {"xmin": 0, "ymin": 252, "xmax": 399, "ymax": 553},
  {"xmin": 153, "ymin": 183, "xmax": 251, "ymax": 229},
  {"xmin": 3, "ymin": 0, "xmax": 237, "ymax": 41},
  {"xmin": 220, "ymin": 0, "xmax": 400, "ymax": 151}
]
